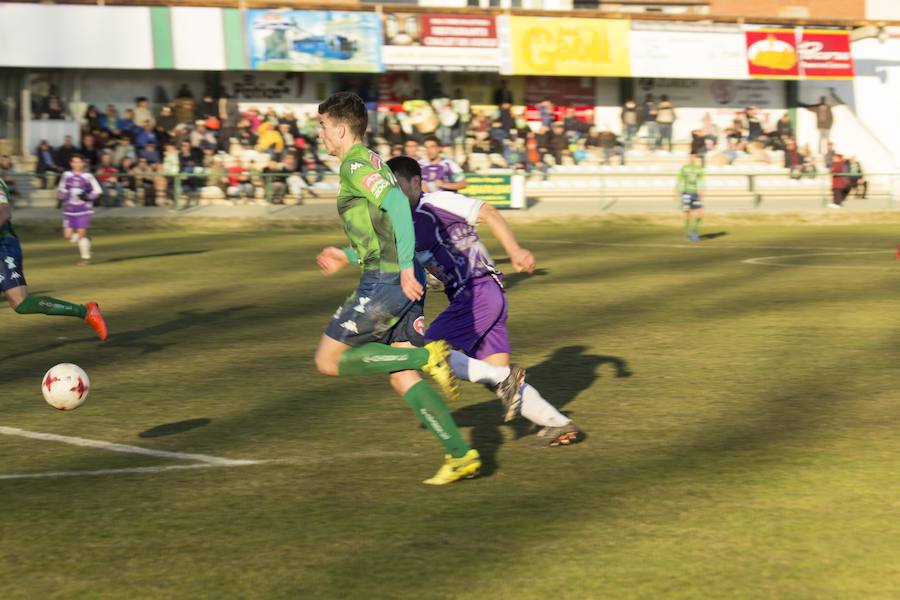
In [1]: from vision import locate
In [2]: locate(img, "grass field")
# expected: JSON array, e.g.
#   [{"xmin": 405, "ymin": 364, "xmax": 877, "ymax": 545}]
[{"xmin": 2, "ymin": 215, "xmax": 900, "ymax": 599}]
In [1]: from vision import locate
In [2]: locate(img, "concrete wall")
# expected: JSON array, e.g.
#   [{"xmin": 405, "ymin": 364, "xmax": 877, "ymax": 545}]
[{"xmin": 709, "ymin": 0, "xmax": 864, "ymax": 19}]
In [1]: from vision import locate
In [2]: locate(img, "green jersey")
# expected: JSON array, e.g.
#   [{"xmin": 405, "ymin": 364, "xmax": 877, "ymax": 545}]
[
  {"xmin": 0, "ymin": 178, "xmax": 16, "ymax": 239},
  {"xmin": 676, "ymin": 163, "xmax": 705, "ymax": 195},
  {"xmin": 338, "ymin": 144, "xmax": 405, "ymax": 273}
]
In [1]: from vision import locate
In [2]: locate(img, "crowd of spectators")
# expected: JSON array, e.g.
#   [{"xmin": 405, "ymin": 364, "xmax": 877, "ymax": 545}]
[{"xmin": 32, "ymin": 86, "xmax": 328, "ymax": 206}]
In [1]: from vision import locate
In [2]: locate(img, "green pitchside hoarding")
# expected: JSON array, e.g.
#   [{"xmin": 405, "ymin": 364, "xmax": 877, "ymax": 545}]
[{"xmin": 463, "ymin": 174, "xmax": 512, "ymax": 208}]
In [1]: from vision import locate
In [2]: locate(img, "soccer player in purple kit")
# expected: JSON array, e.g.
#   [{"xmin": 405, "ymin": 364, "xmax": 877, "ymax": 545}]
[
  {"xmin": 387, "ymin": 156, "xmax": 582, "ymax": 447},
  {"xmin": 419, "ymin": 136, "xmax": 468, "ymax": 194},
  {"xmin": 57, "ymin": 155, "xmax": 101, "ymax": 265}
]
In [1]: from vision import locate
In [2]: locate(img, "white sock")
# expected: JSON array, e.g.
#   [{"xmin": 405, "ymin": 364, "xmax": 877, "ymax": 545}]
[
  {"xmin": 520, "ymin": 384, "xmax": 569, "ymax": 428},
  {"xmin": 69, "ymin": 233, "xmax": 79, "ymax": 243},
  {"xmin": 448, "ymin": 350, "xmax": 510, "ymax": 386},
  {"xmin": 77, "ymin": 237, "xmax": 91, "ymax": 261}
]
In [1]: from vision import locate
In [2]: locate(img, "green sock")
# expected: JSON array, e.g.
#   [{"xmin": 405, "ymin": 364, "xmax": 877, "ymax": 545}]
[
  {"xmin": 683, "ymin": 217, "xmax": 691, "ymax": 235},
  {"xmin": 403, "ymin": 381, "xmax": 470, "ymax": 458},
  {"xmin": 14, "ymin": 295, "xmax": 87, "ymax": 319},
  {"xmin": 337, "ymin": 343, "xmax": 429, "ymax": 376},
  {"xmin": 692, "ymin": 217, "xmax": 702, "ymax": 234}
]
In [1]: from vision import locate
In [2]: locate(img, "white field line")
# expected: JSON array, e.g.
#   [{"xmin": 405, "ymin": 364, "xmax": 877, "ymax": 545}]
[
  {"xmin": 742, "ymin": 250, "xmax": 895, "ymax": 269},
  {"xmin": 0, "ymin": 463, "xmax": 228, "ymax": 481},
  {"xmin": 0, "ymin": 426, "xmax": 261, "ymax": 466},
  {"xmin": 522, "ymin": 239, "xmax": 890, "ymax": 252}
]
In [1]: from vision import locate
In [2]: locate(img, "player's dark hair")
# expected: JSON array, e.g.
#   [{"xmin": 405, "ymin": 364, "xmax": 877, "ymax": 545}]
[
  {"xmin": 423, "ymin": 135, "xmax": 440, "ymax": 145},
  {"xmin": 318, "ymin": 92, "xmax": 368, "ymax": 140},
  {"xmin": 387, "ymin": 156, "xmax": 421, "ymax": 182}
]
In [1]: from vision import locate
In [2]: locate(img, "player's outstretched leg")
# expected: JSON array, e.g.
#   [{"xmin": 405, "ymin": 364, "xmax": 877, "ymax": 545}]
[
  {"xmin": 11, "ymin": 292, "xmax": 108, "ymax": 340},
  {"xmin": 330, "ymin": 339, "xmax": 460, "ymax": 401}
]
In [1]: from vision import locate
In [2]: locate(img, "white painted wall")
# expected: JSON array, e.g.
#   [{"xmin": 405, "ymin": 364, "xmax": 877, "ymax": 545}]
[{"xmin": 866, "ymin": 0, "xmax": 900, "ymax": 19}]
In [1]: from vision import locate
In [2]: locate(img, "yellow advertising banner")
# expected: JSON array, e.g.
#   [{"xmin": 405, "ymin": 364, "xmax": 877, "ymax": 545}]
[{"xmin": 509, "ymin": 16, "xmax": 630, "ymax": 76}]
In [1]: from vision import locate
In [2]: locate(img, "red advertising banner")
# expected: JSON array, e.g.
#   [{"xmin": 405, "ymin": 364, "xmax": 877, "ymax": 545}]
[
  {"xmin": 524, "ymin": 77, "xmax": 595, "ymax": 106},
  {"xmin": 421, "ymin": 15, "xmax": 497, "ymax": 48},
  {"xmin": 797, "ymin": 29, "xmax": 854, "ymax": 79},
  {"xmin": 746, "ymin": 28, "xmax": 854, "ymax": 80}
]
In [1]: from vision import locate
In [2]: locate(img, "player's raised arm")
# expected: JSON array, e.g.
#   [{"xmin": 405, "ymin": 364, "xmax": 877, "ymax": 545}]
[{"xmin": 477, "ymin": 203, "xmax": 535, "ymax": 273}]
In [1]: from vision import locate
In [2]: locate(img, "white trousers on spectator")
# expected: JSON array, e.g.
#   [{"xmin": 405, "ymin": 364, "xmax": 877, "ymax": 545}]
[{"xmin": 287, "ymin": 175, "xmax": 308, "ymax": 198}]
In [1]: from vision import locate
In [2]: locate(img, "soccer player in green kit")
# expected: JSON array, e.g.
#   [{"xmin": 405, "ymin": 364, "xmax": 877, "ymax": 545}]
[
  {"xmin": 0, "ymin": 178, "xmax": 107, "ymax": 339},
  {"xmin": 313, "ymin": 92, "xmax": 480, "ymax": 485},
  {"xmin": 676, "ymin": 153, "xmax": 705, "ymax": 242}
]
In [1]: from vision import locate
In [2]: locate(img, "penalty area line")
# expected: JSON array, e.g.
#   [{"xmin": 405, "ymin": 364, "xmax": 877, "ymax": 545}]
[{"xmin": 0, "ymin": 426, "xmax": 261, "ymax": 466}]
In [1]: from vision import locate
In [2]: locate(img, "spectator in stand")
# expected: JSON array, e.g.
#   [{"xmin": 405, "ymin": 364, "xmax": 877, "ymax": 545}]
[
  {"xmin": 84, "ymin": 106, "xmax": 102, "ymax": 133},
  {"xmin": 655, "ymin": 95, "xmax": 676, "ymax": 152},
  {"xmin": 80, "ymin": 134, "xmax": 100, "ymax": 169},
  {"xmin": 746, "ymin": 106, "xmax": 765, "ymax": 142},
  {"xmin": 99, "ymin": 105, "xmax": 119, "ymax": 133},
  {"xmin": 801, "ymin": 95, "xmax": 835, "ymax": 155},
  {"xmin": 538, "ymin": 100, "xmax": 554, "ymax": 129},
  {"xmin": 262, "ymin": 157, "xmax": 288, "ymax": 204},
  {"xmin": 94, "ymin": 152, "xmax": 123, "ymax": 208},
  {"xmin": 131, "ymin": 156, "xmax": 157, "ymax": 206},
  {"xmin": 278, "ymin": 123, "xmax": 295, "ymax": 151},
  {"xmin": 640, "ymin": 94, "xmax": 657, "ymax": 146},
  {"xmin": 0, "ymin": 155, "xmax": 18, "ymax": 205},
  {"xmin": 597, "ymin": 127, "xmax": 625, "ymax": 166},
  {"xmin": 563, "ymin": 108, "xmax": 586, "ymax": 138},
  {"xmin": 384, "ymin": 121, "xmax": 407, "ymax": 148},
  {"xmin": 198, "ymin": 93, "xmax": 218, "ymax": 122},
  {"xmin": 830, "ymin": 153, "xmax": 848, "ymax": 208},
  {"xmin": 117, "ymin": 108, "xmax": 136, "ymax": 136},
  {"xmin": 420, "ymin": 135, "xmax": 467, "ymax": 193},
  {"xmin": 236, "ymin": 118, "xmax": 257, "ymax": 148},
  {"xmin": 56, "ymin": 135, "xmax": 78, "ymax": 171},
  {"xmin": 488, "ymin": 119, "xmax": 510, "ymax": 160},
  {"xmin": 36, "ymin": 140, "xmax": 63, "ymax": 189},
  {"xmin": 118, "ymin": 156, "xmax": 136, "ymax": 205},
  {"xmin": 225, "ymin": 158, "xmax": 254, "ymax": 201},
  {"xmin": 621, "ymin": 99, "xmax": 639, "ymax": 150},
  {"xmin": 547, "ymin": 121, "xmax": 569, "ymax": 166},
  {"xmin": 775, "ymin": 113, "xmax": 793, "ymax": 139},
  {"xmin": 824, "ymin": 142, "xmax": 836, "ymax": 169},
  {"xmin": 41, "ymin": 88, "xmax": 66, "ymax": 119},
  {"xmin": 846, "ymin": 157, "xmax": 867, "ymax": 199},
  {"xmin": 523, "ymin": 131, "xmax": 548, "ymax": 179},
  {"xmin": 190, "ymin": 120, "xmax": 217, "ymax": 150},
  {"xmin": 173, "ymin": 85, "xmax": 196, "ymax": 126},
  {"xmin": 134, "ymin": 97, "xmax": 155, "ymax": 129},
  {"xmin": 282, "ymin": 152, "xmax": 314, "ymax": 202},
  {"xmin": 784, "ymin": 139, "xmax": 803, "ymax": 177},
  {"xmin": 256, "ymin": 121, "xmax": 284, "ymax": 157},
  {"xmin": 202, "ymin": 155, "xmax": 228, "ymax": 199},
  {"xmin": 140, "ymin": 142, "xmax": 160, "ymax": 165},
  {"xmin": 499, "ymin": 102, "xmax": 516, "ymax": 132},
  {"xmin": 134, "ymin": 121, "xmax": 158, "ymax": 151},
  {"xmin": 492, "ymin": 80, "xmax": 514, "ymax": 106},
  {"xmin": 690, "ymin": 130, "xmax": 706, "ymax": 165},
  {"xmin": 404, "ymin": 139, "xmax": 421, "ymax": 160},
  {"xmin": 177, "ymin": 139, "xmax": 203, "ymax": 197},
  {"xmin": 156, "ymin": 105, "xmax": 178, "ymax": 146},
  {"xmin": 390, "ymin": 145, "xmax": 404, "ymax": 158},
  {"xmin": 451, "ymin": 88, "xmax": 471, "ymax": 152},
  {"xmin": 585, "ymin": 126, "xmax": 602, "ymax": 149}
]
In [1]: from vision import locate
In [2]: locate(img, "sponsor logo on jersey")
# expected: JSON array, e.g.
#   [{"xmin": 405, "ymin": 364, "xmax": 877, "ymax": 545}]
[
  {"xmin": 369, "ymin": 152, "xmax": 381, "ymax": 170},
  {"xmin": 371, "ymin": 179, "xmax": 389, "ymax": 198},
  {"xmin": 350, "ymin": 162, "xmax": 363, "ymax": 173},
  {"xmin": 363, "ymin": 173, "xmax": 384, "ymax": 191}
]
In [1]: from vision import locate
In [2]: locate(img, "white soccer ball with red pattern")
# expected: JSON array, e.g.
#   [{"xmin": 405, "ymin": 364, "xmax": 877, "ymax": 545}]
[{"xmin": 42, "ymin": 363, "xmax": 90, "ymax": 411}]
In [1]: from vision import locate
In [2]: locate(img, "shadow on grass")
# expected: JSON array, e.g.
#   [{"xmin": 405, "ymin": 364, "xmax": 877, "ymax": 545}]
[
  {"xmin": 139, "ymin": 418, "xmax": 211, "ymax": 438},
  {"xmin": 453, "ymin": 345, "xmax": 631, "ymax": 476},
  {"xmin": 699, "ymin": 231, "xmax": 728, "ymax": 241},
  {"xmin": 502, "ymin": 268, "xmax": 550, "ymax": 291},
  {"xmin": 102, "ymin": 249, "xmax": 211, "ymax": 264}
]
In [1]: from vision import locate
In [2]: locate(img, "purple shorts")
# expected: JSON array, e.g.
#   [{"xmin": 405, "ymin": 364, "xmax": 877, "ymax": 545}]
[
  {"xmin": 425, "ymin": 277, "xmax": 510, "ymax": 360},
  {"xmin": 63, "ymin": 214, "xmax": 91, "ymax": 230}
]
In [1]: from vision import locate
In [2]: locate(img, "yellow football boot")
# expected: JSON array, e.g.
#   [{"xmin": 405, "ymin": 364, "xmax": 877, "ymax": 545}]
[
  {"xmin": 422, "ymin": 340, "xmax": 461, "ymax": 402},
  {"xmin": 423, "ymin": 449, "xmax": 482, "ymax": 485}
]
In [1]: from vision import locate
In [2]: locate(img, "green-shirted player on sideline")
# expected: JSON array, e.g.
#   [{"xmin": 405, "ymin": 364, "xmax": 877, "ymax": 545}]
[
  {"xmin": 0, "ymin": 178, "xmax": 107, "ymax": 339},
  {"xmin": 313, "ymin": 92, "xmax": 480, "ymax": 485},
  {"xmin": 676, "ymin": 153, "xmax": 705, "ymax": 242}
]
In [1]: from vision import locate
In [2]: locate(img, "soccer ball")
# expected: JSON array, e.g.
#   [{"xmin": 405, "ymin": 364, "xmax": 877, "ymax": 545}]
[{"xmin": 42, "ymin": 363, "xmax": 90, "ymax": 411}]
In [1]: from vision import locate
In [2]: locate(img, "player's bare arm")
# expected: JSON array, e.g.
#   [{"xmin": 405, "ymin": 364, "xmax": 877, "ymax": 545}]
[{"xmin": 477, "ymin": 203, "xmax": 535, "ymax": 273}]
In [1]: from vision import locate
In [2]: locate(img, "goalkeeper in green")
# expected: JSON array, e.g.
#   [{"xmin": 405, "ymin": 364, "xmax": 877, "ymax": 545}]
[
  {"xmin": 676, "ymin": 153, "xmax": 705, "ymax": 242},
  {"xmin": 313, "ymin": 92, "xmax": 480, "ymax": 485}
]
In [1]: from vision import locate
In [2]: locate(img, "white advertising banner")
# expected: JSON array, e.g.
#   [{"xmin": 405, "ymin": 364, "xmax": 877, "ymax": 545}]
[
  {"xmin": 630, "ymin": 21, "xmax": 748, "ymax": 80},
  {"xmin": 171, "ymin": 7, "xmax": 226, "ymax": 71},
  {"xmin": 0, "ymin": 4, "xmax": 154, "ymax": 69}
]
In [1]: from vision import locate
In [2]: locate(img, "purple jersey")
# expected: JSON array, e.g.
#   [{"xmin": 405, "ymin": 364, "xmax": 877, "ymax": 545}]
[
  {"xmin": 413, "ymin": 191, "xmax": 501, "ymax": 299},
  {"xmin": 418, "ymin": 157, "xmax": 464, "ymax": 192},
  {"xmin": 58, "ymin": 171, "xmax": 101, "ymax": 217}
]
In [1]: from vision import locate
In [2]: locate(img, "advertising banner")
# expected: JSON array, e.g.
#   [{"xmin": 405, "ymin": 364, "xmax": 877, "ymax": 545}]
[
  {"xmin": 745, "ymin": 28, "xmax": 854, "ymax": 80},
  {"xmin": 630, "ymin": 21, "xmax": 748, "ymax": 79},
  {"xmin": 463, "ymin": 174, "xmax": 511, "ymax": 208},
  {"xmin": 246, "ymin": 9, "xmax": 382, "ymax": 73},
  {"xmin": 382, "ymin": 13, "xmax": 501, "ymax": 71},
  {"xmin": 506, "ymin": 16, "xmax": 630, "ymax": 77},
  {"xmin": 524, "ymin": 77, "xmax": 595, "ymax": 106}
]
